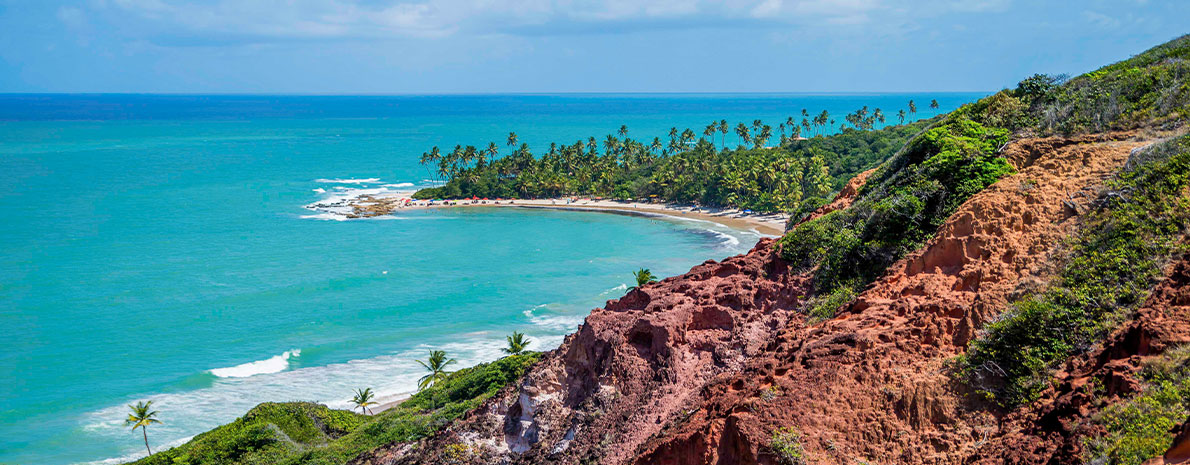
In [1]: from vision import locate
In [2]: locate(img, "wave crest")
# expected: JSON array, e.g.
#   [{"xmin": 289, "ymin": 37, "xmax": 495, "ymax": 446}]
[
  {"xmin": 314, "ymin": 178, "xmax": 380, "ymax": 184},
  {"xmin": 209, "ymin": 350, "xmax": 301, "ymax": 378}
]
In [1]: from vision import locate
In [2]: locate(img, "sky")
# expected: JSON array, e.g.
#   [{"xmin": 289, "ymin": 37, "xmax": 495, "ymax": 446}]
[{"xmin": 0, "ymin": 0, "xmax": 1186, "ymax": 93}]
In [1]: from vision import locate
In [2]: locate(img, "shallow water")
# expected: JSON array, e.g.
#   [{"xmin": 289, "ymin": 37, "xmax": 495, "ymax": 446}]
[{"xmin": 0, "ymin": 93, "xmax": 983, "ymax": 464}]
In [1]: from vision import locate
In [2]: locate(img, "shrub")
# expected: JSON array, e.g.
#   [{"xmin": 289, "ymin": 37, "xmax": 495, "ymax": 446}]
[
  {"xmin": 1085, "ymin": 346, "xmax": 1190, "ymax": 464},
  {"xmin": 769, "ymin": 427, "xmax": 806, "ymax": 465}
]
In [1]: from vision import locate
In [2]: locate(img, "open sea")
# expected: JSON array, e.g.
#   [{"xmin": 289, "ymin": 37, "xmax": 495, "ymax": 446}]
[{"xmin": 0, "ymin": 93, "xmax": 984, "ymax": 464}]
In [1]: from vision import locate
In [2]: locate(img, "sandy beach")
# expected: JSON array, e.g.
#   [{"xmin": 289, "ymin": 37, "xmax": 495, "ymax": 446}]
[{"xmin": 310, "ymin": 194, "xmax": 790, "ymax": 237}]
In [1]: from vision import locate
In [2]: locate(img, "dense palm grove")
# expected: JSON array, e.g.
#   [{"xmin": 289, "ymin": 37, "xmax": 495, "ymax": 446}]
[{"xmin": 413, "ymin": 101, "xmax": 942, "ymax": 214}]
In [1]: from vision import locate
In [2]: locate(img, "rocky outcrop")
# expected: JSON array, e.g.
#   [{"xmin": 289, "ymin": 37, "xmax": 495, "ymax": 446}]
[{"xmin": 353, "ymin": 240, "xmax": 809, "ymax": 465}]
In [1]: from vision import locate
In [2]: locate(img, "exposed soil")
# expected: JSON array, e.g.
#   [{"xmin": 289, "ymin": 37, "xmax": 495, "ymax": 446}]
[
  {"xmin": 633, "ymin": 133, "xmax": 1147, "ymax": 465},
  {"xmin": 353, "ymin": 133, "xmax": 1177, "ymax": 465}
]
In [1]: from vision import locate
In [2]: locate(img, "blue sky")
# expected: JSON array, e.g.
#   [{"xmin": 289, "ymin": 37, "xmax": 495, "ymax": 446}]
[{"xmin": 0, "ymin": 0, "xmax": 1186, "ymax": 93}]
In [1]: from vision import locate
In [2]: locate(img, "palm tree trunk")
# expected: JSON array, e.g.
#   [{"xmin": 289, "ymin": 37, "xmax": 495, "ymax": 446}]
[{"xmin": 143, "ymin": 428, "xmax": 152, "ymax": 455}]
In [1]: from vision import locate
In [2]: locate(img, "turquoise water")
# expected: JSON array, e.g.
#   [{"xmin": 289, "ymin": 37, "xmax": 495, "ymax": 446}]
[{"xmin": 0, "ymin": 93, "xmax": 984, "ymax": 464}]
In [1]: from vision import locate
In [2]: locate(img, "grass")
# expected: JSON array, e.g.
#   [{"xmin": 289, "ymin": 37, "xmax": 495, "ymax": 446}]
[
  {"xmin": 960, "ymin": 135, "xmax": 1190, "ymax": 406},
  {"xmin": 131, "ymin": 352, "xmax": 541, "ymax": 465}
]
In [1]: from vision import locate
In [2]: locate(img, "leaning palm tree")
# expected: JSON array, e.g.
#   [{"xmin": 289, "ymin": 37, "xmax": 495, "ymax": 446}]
[
  {"xmin": 126, "ymin": 401, "xmax": 161, "ymax": 456},
  {"xmin": 897, "ymin": 109, "xmax": 906, "ymax": 125},
  {"xmin": 930, "ymin": 99, "xmax": 940, "ymax": 116},
  {"xmin": 352, "ymin": 387, "xmax": 377, "ymax": 415},
  {"xmin": 504, "ymin": 331, "xmax": 531, "ymax": 355},
  {"xmin": 628, "ymin": 268, "xmax": 658, "ymax": 292},
  {"xmin": 417, "ymin": 350, "xmax": 457, "ymax": 409}
]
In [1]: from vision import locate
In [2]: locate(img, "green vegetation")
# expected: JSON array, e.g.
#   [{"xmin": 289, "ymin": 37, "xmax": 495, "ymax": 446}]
[
  {"xmin": 1042, "ymin": 34, "xmax": 1190, "ymax": 134},
  {"xmin": 1085, "ymin": 345, "xmax": 1190, "ymax": 465},
  {"xmin": 130, "ymin": 353, "xmax": 541, "ymax": 465},
  {"xmin": 417, "ymin": 350, "xmax": 458, "ymax": 409},
  {"xmin": 503, "ymin": 331, "xmax": 531, "ymax": 355},
  {"xmin": 769, "ymin": 426, "xmax": 806, "ymax": 465},
  {"xmin": 961, "ymin": 135, "xmax": 1190, "ymax": 406},
  {"xmin": 126, "ymin": 401, "xmax": 162, "ymax": 456},
  {"xmin": 413, "ymin": 112, "xmax": 934, "ymax": 214},
  {"xmin": 629, "ymin": 268, "xmax": 658, "ymax": 291},
  {"xmin": 777, "ymin": 113, "xmax": 1014, "ymax": 307},
  {"xmin": 781, "ymin": 35, "xmax": 1190, "ymax": 326},
  {"xmin": 351, "ymin": 388, "xmax": 377, "ymax": 415}
]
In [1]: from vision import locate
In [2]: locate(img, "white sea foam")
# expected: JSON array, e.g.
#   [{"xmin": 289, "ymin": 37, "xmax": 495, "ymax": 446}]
[
  {"xmin": 383, "ymin": 182, "xmax": 415, "ymax": 188},
  {"xmin": 81, "ymin": 333, "xmax": 567, "ymax": 464},
  {"xmin": 598, "ymin": 283, "xmax": 628, "ymax": 296},
  {"xmin": 705, "ymin": 228, "xmax": 742, "ymax": 248},
  {"xmin": 523, "ymin": 304, "xmax": 586, "ymax": 332},
  {"xmin": 314, "ymin": 178, "xmax": 381, "ymax": 184},
  {"xmin": 209, "ymin": 349, "xmax": 301, "ymax": 378},
  {"xmin": 312, "ymin": 188, "xmax": 326, "ymax": 193}
]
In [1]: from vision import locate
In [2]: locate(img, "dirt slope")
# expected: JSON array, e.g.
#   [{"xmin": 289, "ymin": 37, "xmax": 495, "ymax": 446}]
[
  {"xmin": 357, "ymin": 133, "xmax": 1155, "ymax": 465},
  {"xmin": 634, "ymin": 134, "xmax": 1146, "ymax": 464}
]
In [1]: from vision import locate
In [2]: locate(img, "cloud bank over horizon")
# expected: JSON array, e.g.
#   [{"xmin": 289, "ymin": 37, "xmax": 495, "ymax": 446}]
[{"xmin": 0, "ymin": 0, "xmax": 1185, "ymax": 93}]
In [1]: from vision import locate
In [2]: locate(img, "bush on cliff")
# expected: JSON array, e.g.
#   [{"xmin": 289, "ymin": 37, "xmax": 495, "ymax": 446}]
[
  {"xmin": 961, "ymin": 135, "xmax": 1190, "ymax": 406},
  {"xmin": 129, "ymin": 352, "xmax": 541, "ymax": 465},
  {"xmin": 1085, "ymin": 345, "xmax": 1190, "ymax": 464},
  {"xmin": 777, "ymin": 113, "xmax": 1013, "ymax": 309}
]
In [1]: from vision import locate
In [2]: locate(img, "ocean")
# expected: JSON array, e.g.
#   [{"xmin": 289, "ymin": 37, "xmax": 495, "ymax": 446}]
[{"xmin": 0, "ymin": 93, "xmax": 984, "ymax": 464}]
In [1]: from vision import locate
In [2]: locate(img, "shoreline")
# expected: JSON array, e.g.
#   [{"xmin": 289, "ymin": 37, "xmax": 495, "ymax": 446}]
[{"xmin": 309, "ymin": 194, "xmax": 789, "ymax": 237}]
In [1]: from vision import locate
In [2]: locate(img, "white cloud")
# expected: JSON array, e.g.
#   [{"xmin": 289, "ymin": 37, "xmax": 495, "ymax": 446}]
[{"xmin": 88, "ymin": 0, "xmax": 1005, "ymax": 44}]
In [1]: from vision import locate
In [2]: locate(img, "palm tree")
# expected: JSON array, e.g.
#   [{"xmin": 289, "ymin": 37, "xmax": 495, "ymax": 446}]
[
  {"xmin": 628, "ymin": 268, "xmax": 658, "ymax": 292},
  {"xmin": 417, "ymin": 350, "xmax": 457, "ymax": 408},
  {"xmin": 718, "ymin": 120, "xmax": 729, "ymax": 148},
  {"xmin": 908, "ymin": 100, "xmax": 918, "ymax": 119},
  {"xmin": 703, "ymin": 123, "xmax": 717, "ymax": 146},
  {"xmin": 352, "ymin": 388, "xmax": 377, "ymax": 415},
  {"xmin": 897, "ymin": 109, "xmax": 906, "ymax": 125},
  {"xmin": 507, "ymin": 132, "xmax": 518, "ymax": 148},
  {"xmin": 126, "ymin": 401, "xmax": 161, "ymax": 456},
  {"xmin": 618, "ymin": 125, "xmax": 629, "ymax": 139},
  {"xmin": 504, "ymin": 331, "xmax": 531, "ymax": 355},
  {"xmin": 930, "ymin": 99, "xmax": 940, "ymax": 116},
  {"xmin": 735, "ymin": 123, "xmax": 750, "ymax": 147}
]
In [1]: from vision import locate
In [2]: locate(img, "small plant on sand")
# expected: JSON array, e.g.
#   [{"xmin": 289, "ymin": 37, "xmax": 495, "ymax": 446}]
[
  {"xmin": 351, "ymin": 387, "xmax": 377, "ymax": 415},
  {"xmin": 503, "ymin": 331, "xmax": 531, "ymax": 355},
  {"xmin": 628, "ymin": 268, "xmax": 658, "ymax": 292},
  {"xmin": 126, "ymin": 400, "xmax": 162, "ymax": 456},
  {"xmin": 417, "ymin": 350, "xmax": 457, "ymax": 409},
  {"xmin": 770, "ymin": 426, "xmax": 806, "ymax": 465}
]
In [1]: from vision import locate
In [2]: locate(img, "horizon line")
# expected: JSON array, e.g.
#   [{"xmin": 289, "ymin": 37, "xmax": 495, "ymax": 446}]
[{"xmin": 0, "ymin": 90, "xmax": 995, "ymax": 97}]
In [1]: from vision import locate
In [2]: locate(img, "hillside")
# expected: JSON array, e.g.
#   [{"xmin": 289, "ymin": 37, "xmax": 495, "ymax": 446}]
[{"xmin": 129, "ymin": 35, "xmax": 1190, "ymax": 465}]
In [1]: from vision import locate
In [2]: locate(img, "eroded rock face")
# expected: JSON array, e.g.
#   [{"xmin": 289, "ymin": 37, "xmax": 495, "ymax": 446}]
[
  {"xmin": 632, "ymin": 134, "xmax": 1148, "ymax": 465},
  {"xmin": 358, "ymin": 239, "xmax": 808, "ymax": 465},
  {"xmin": 358, "ymin": 133, "xmax": 1175, "ymax": 465}
]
